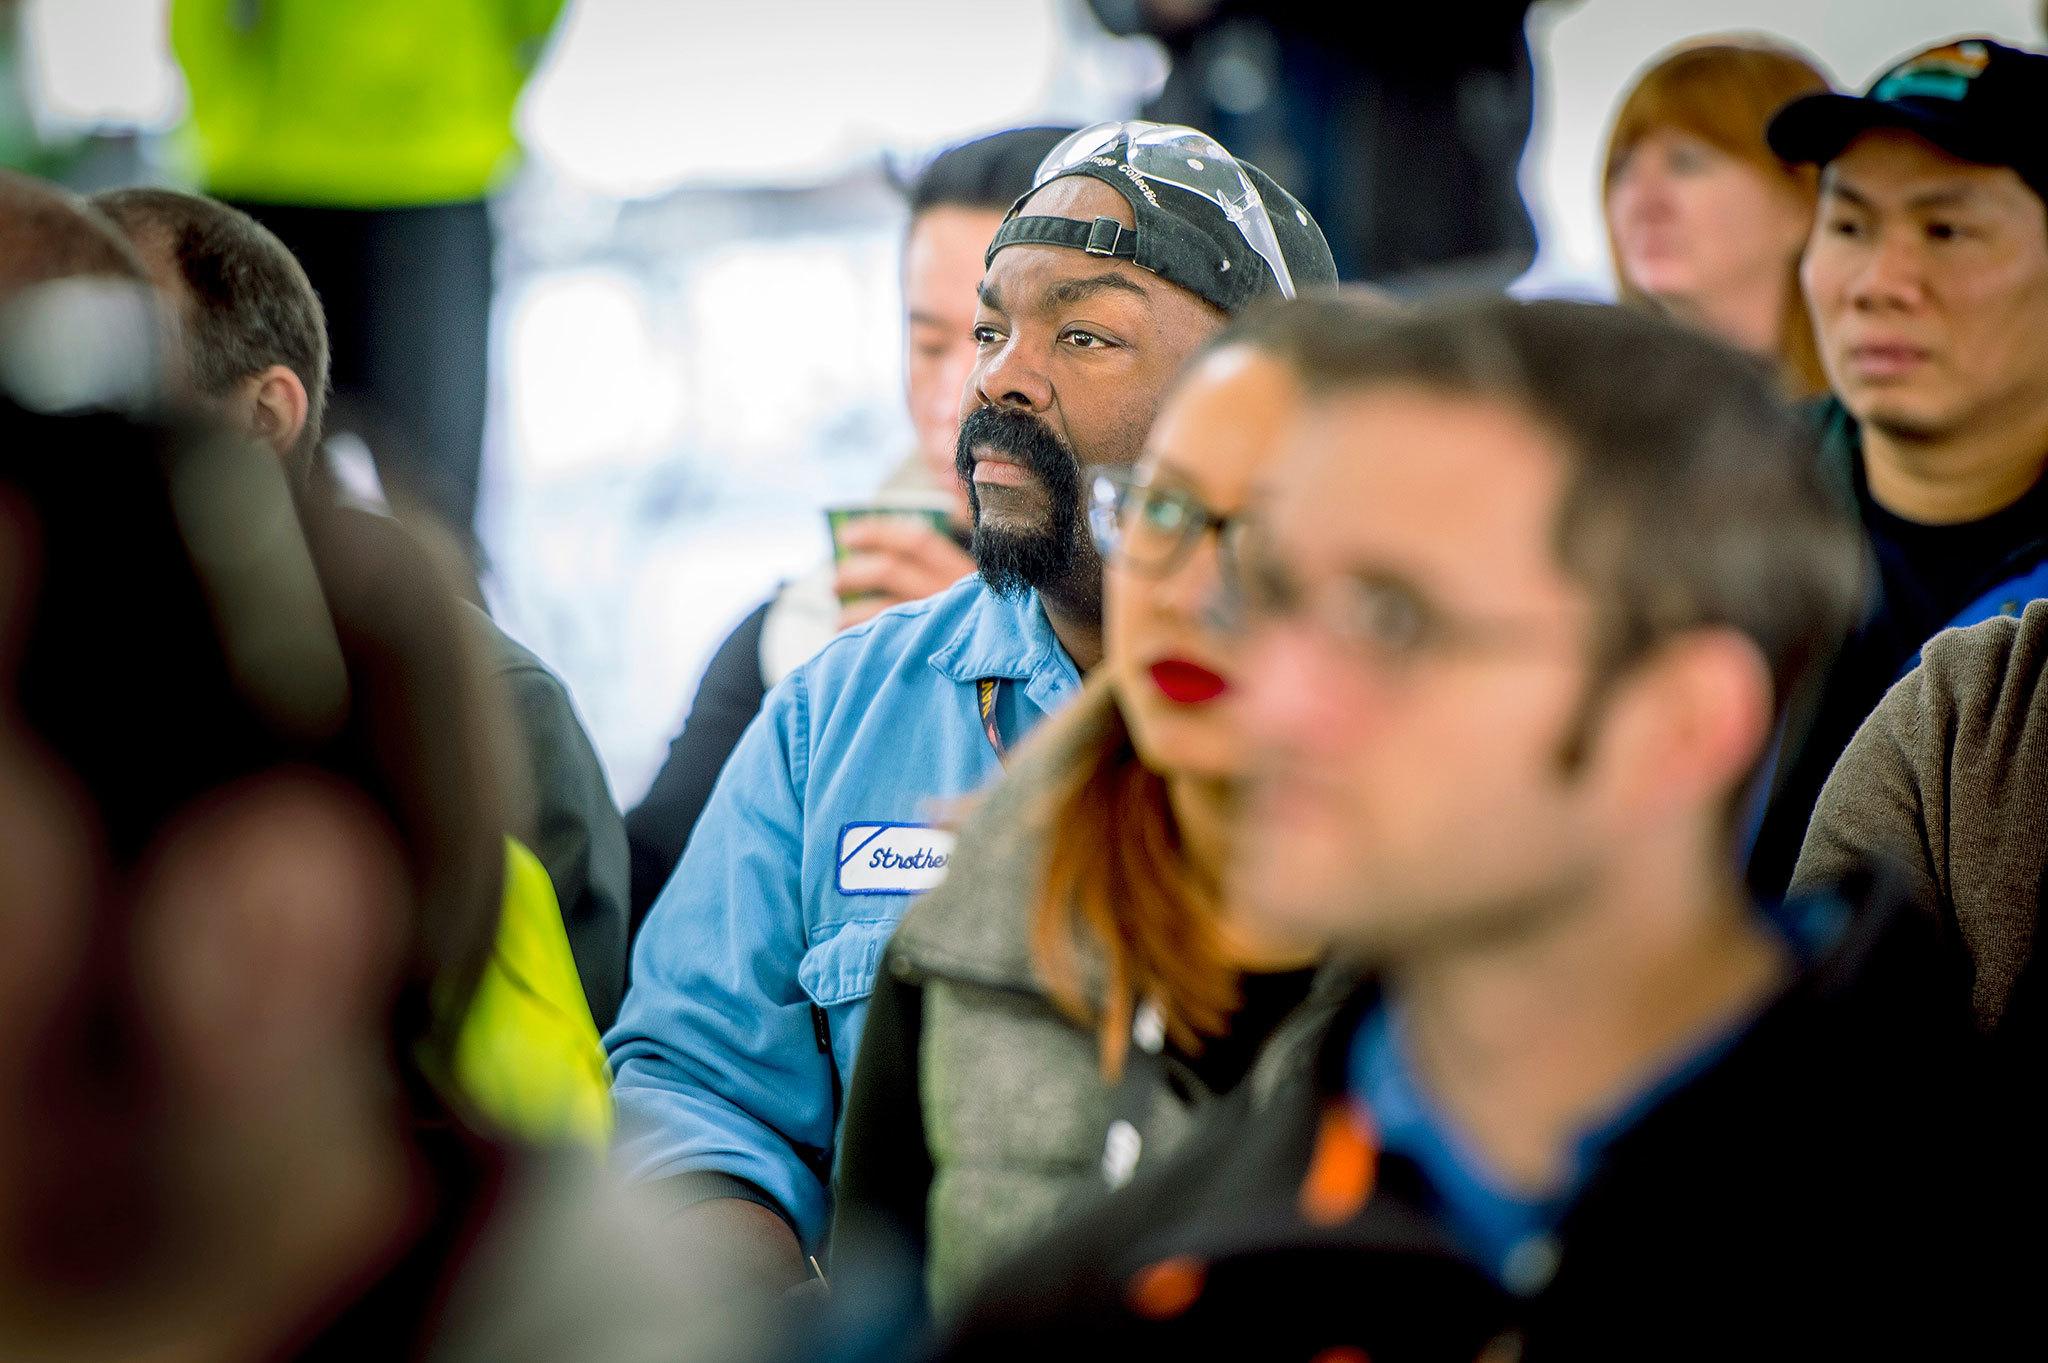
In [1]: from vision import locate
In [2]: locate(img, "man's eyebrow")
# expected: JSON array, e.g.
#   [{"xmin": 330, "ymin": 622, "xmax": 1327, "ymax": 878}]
[
  {"xmin": 1042, "ymin": 272, "xmax": 1151, "ymax": 310},
  {"xmin": 1336, "ymin": 562, "xmax": 1429, "ymax": 599},
  {"xmin": 976, "ymin": 280, "xmax": 1005, "ymax": 312},
  {"xmin": 1819, "ymin": 174, "xmax": 1875, "ymax": 212},
  {"xmin": 1823, "ymin": 174, "xmax": 1992, "ymax": 214},
  {"xmin": 1905, "ymin": 185, "xmax": 1991, "ymax": 212}
]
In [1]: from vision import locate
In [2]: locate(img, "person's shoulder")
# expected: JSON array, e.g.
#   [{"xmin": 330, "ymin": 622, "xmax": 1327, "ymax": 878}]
[
  {"xmin": 796, "ymin": 574, "xmax": 985, "ymax": 682},
  {"xmin": 1914, "ymin": 602, "xmax": 2048, "ymax": 714},
  {"xmin": 465, "ymin": 605, "xmax": 567, "ymax": 692}
]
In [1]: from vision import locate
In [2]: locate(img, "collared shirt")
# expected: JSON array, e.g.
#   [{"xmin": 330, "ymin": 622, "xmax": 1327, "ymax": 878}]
[{"xmin": 606, "ymin": 576, "xmax": 1081, "ymax": 1249}]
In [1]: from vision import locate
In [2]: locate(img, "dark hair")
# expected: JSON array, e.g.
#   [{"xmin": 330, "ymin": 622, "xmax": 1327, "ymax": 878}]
[
  {"xmin": 1, "ymin": 400, "xmax": 508, "ymax": 1105},
  {"xmin": 0, "ymin": 170, "xmax": 149, "ymax": 297},
  {"xmin": 1238, "ymin": 294, "xmax": 1865, "ymax": 795},
  {"xmin": 92, "ymin": 188, "xmax": 330, "ymax": 485},
  {"xmin": 906, "ymin": 126, "xmax": 1076, "ymax": 220}
]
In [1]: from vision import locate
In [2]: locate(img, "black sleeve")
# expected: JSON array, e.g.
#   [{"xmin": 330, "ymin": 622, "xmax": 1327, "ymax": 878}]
[
  {"xmin": 473, "ymin": 605, "xmax": 631, "ymax": 1032},
  {"xmin": 623, "ymin": 599, "xmax": 772, "ymax": 941},
  {"xmin": 503, "ymin": 658, "xmax": 631, "ymax": 1032},
  {"xmin": 830, "ymin": 951, "xmax": 934, "ymax": 1319}
]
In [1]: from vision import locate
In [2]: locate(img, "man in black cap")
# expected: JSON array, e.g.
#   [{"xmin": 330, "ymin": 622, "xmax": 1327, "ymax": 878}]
[
  {"xmin": 608, "ymin": 123, "xmax": 1335, "ymax": 1292},
  {"xmin": 1747, "ymin": 37, "xmax": 2048, "ymax": 894}
]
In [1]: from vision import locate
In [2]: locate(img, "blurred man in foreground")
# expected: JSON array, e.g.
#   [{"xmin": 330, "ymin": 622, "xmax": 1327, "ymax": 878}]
[
  {"xmin": 0, "ymin": 169, "xmax": 161, "ymax": 413},
  {"xmin": 0, "ymin": 404, "xmax": 730, "ymax": 1362},
  {"xmin": 94, "ymin": 185, "xmax": 632, "ymax": 1057},
  {"xmin": 938, "ymin": 297, "xmax": 2022, "ymax": 1358},
  {"xmin": 0, "ymin": 169, "xmax": 146, "ymax": 294}
]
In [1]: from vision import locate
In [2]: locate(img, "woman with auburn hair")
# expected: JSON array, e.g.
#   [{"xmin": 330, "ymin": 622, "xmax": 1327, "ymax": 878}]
[
  {"xmin": 830, "ymin": 301, "xmax": 1372, "ymax": 1329},
  {"xmin": 1604, "ymin": 38, "xmax": 1833, "ymax": 395}
]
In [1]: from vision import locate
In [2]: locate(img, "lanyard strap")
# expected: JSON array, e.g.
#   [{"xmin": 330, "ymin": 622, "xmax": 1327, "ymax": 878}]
[{"xmin": 976, "ymin": 677, "xmax": 1006, "ymax": 763}]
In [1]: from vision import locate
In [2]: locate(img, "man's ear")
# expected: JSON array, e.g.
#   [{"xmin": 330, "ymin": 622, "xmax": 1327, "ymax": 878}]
[
  {"xmin": 243, "ymin": 364, "xmax": 309, "ymax": 459},
  {"xmin": 1594, "ymin": 627, "xmax": 1774, "ymax": 828}
]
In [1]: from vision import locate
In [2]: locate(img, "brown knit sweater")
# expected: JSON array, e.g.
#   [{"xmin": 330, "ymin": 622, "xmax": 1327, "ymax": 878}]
[{"xmin": 1793, "ymin": 602, "xmax": 2048, "ymax": 1028}]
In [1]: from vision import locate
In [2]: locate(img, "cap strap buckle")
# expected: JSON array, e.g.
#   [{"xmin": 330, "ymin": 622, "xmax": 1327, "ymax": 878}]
[{"xmin": 1084, "ymin": 216, "xmax": 1127, "ymax": 257}]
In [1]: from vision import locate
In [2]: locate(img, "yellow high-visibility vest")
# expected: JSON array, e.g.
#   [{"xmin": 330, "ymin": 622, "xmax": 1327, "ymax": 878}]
[
  {"xmin": 171, "ymin": 0, "xmax": 565, "ymax": 206},
  {"xmin": 453, "ymin": 838, "xmax": 613, "ymax": 1151}
]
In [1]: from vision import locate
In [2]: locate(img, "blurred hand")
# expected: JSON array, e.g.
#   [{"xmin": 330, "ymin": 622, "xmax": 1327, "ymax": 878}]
[{"xmin": 833, "ymin": 519, "xmax": 975, "ymax": 630}]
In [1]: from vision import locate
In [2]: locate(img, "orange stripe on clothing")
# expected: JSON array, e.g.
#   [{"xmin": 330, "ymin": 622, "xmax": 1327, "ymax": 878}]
[{"xmin": 1300, "ymin": 1101, "xmax": 1378, "ymax": 1226}]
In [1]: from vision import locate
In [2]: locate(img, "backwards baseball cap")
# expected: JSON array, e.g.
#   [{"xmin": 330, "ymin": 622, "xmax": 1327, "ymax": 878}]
[
  {"xmin": 1767, "ymin": 37, "xmax": 2048, "ymax": 207},
  {"xmin": 985, "ymin": 120, "xmax": 1337, "ymax": 315}
]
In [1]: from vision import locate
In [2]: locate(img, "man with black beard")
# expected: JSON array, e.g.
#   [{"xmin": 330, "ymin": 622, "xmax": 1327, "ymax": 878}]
[{"xmin": 608, "ymin": 123, "xmax": 1334, "ymax": 1293}]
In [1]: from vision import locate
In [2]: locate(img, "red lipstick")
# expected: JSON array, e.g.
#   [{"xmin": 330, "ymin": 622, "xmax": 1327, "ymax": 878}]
[{"xmin": 1149, "ymin": 659, "xmax": 1229, "ymax": 705}]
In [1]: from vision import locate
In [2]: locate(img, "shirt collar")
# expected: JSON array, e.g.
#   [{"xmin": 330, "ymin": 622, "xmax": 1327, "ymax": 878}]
[{"xmin": 927, "ymin": 579, "xmax": 1076, "ymax": 696}]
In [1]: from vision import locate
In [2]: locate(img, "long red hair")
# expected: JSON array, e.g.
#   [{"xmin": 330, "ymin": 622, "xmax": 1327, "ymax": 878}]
[{"xmin": 1026, "ymin": 678, "xmax": 1241, "ymax": 1079}]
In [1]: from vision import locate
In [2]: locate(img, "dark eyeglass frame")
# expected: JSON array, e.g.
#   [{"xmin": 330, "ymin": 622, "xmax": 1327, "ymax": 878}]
[
  {"xmin": 1086, "ymin": 464, "xmax": 1256, "ymax": 590},
  {"xmin": 1236, "ymin": 546, "xmax": 1589, "ymax": 675}
]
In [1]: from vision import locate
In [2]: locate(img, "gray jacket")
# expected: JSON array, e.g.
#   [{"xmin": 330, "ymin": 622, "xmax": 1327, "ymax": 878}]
[
  {"xmin": 875, "ymin": 681, "xmax": 1334, "ymax": 1318},
  {"xmin": 1794, "ymin": 601, "xmax": 2048, "ymax": 1028}
]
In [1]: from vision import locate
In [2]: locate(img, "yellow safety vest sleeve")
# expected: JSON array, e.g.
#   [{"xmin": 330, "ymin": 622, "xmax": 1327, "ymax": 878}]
[{"xmin": 453, "ymin": 837, "xmax": 615, "ymax": 1151}]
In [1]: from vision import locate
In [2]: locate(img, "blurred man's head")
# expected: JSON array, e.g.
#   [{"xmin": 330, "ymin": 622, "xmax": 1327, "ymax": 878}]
[
  {"xmin": 0, "ymin": 402, "xmax": 505, "ymax": 1351},
  {"xmin": 902, "ymin": 127, "xmax": 1072, "ymax": 520},
  {"xmin": 93, "ymin": 188, "xmax": 330, "ymax": 484},
  {"xmin": 1236, "ymin": 298, "xmax": 1863, "ymax": 955},
  {"xmin": 0, "ymin": 170, "xmax": 163, "ymax": 412},
  {"xmin": 1771, "ymin": 40, "xmax": 2048, "ymax": 449},
  {"xmin": 960, "ymin": 121, "xmax": 1336, "ymax": 628},
  {"xmin": 0, "ymin": 170, "xmax": 148, "ymax": 298}
]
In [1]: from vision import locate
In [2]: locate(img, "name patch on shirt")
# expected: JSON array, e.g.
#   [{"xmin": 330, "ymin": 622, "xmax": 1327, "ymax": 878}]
[{"xmin": 837, "ymin": 822, "xmax": 956, "ymax": 896}]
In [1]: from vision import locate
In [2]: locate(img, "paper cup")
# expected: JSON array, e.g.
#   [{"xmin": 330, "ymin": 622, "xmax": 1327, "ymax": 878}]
[{"xmin": 826, "ymin": 493, "xmax": 959, "ymax": 604}]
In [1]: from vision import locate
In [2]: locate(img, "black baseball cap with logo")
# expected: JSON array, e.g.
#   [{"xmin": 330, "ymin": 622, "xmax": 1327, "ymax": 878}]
[{"xmin": 1767, "ymin": 37, "xmax": 2048, "ymax": 207}]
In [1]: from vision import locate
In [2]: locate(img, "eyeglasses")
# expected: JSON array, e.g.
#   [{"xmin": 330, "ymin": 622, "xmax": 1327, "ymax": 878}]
[
  {"xmin": 1035, "ymin": 121, "xmax": 1298, "ymax": 300},
  {"xmin": 1088, "ymin": 464, "xmax": 1251, "ymax": 586},
  {"xmin": 1238, "ymin": 549, "xmax": 1586, "ymax": 675}
]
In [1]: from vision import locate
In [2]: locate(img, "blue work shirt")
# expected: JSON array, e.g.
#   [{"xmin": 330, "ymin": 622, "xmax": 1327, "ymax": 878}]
[{"xmin": 606, "ymin": 575, "xmax": 1082, "ymax": 1248}]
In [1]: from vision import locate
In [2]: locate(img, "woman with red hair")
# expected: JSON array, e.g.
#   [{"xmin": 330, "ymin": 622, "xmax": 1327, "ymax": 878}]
[{"xmin": 1604, "ymin": 38, "xmax": 1834, "ymax": 395}]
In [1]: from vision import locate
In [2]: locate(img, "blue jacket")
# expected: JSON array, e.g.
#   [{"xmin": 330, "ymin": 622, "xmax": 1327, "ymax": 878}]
[{"xmin": 606, "ymin": 576, "xmax": 1082, "ymax": 1248}]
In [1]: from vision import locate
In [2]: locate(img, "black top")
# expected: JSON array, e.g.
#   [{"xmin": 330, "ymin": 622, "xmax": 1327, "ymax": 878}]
[
  {"xmin": 624, "ymin": 599, "xmax": 772, "ymax": 939},
  {"xmin": 482, "ymin": 608, "xmax": 632, "ymax": 1032},
  {"xmin": 1859, "ymin": 474, "xmax": 2048, "ymax": 670},
  {"xmin": 1748, "ymin": 406, "xmax": 2048, "ymax": 896},
  {"xmin": 1178, "ymin": 966, "xmax": 1320, "ymax": 1098},
  {"xmin": 1083, "ymin": 1, "xmax": 1537, "ymax": 286}
]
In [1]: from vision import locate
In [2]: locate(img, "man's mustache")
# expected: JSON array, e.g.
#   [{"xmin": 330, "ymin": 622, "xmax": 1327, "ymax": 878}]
[{"xmin": 954, "ymin": 406, "xmax": 1077, "ymax": 486}]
